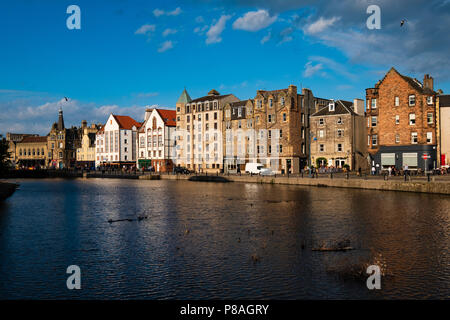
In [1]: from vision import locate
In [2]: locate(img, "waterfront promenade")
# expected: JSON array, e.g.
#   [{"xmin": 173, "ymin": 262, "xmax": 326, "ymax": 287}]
[{"xmin": 4, "ymin": 169, "xmax": 450, "ymax": 195}]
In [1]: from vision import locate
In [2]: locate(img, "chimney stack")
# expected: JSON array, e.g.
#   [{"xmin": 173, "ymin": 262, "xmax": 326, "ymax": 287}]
[
  {"xmin": 423, "ymin": 74, "xmax": 434, "ymax": 90},
  {"xmin": 353, "ymin": 99, "xmax": 365, "ymax": 116}
]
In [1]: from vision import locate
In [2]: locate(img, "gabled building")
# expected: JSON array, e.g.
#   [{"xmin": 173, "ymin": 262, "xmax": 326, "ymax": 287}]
[
  {"xmin": 137, "ymin": 108, "xmax": 177, "ymax": 172},
  {"xmin": 95, "ymin": 114, "xmax": 141, "ymax": 168},
  {"xmin": 175, "ymin": 88, "xmax": 239, "ymax": 173},
  {"xmin": 310, "ymin": 99, "xmax": 367, "ymax": 170},
  {"xmin": 366, "ymin": 68, "xmax": 437, "ymax": 171}
]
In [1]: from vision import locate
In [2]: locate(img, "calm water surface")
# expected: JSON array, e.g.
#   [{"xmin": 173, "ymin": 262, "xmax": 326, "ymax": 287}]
[{"xmin": 0, "ymin": 179, "xmax": 449, "ymax": 299}]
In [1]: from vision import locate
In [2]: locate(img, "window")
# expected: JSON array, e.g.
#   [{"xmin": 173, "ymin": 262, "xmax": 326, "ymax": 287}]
[
  {"xmin": 214, "ymin": 112, "xmax": 217, "ymax": 120},
  {"xmin": 268, "ymin": 145, "xmax": 271, "ymax": 154},
  {"xmin": 395, "ymin": 96, "xmax": 399, "ymax": 107},
  {"xmin": 279, "ymin": 145, "xmax": 282, "ymax": 153},
  {"xmin": 283, "ymin": 113, "xmax": 287, "ymax": 122},
  {"xmin": 124, "ymin": 139, "xmax": 127, "ymax": 144},
  {"xmin": 319, "ymin": 130, "xmax": 324, "ymax": 138},
  {"xmin": 205, "ymin": 113, "xmax": 209, "ymax": 121},
  {"xmin": 337, "ymin": 143, "xmax": 343, "ymax": 152},
  {"xmin": 372, "ymin": 134, "xmax": 378, "ymax": 146},
  {"xmin": 411, "ymin": 132, "xmax": 418, "ymax": 144},
  {"xmin": 301, "ymin": 128, "xmax": 305, "ymax": 139},
  {"xmin": 319, "ymin": 118, "xmax": 324, "ymax": 126},
  {"xmin": 257, "ymin": 100, "xmax": 262, "ymax": 108},
  {"xmin": 256, "ymin": 116, "xmax": 260, "ymax": 124},
  {"xmin": 371, "ymin": 98, "xmax": 377, "ymax": 109},
  {"xmin": 427, "ymin": 113, "xmax": 433, "ymax": 125},
  {"xmin": 268, "ymin": 114, "xmax": 272, "ymax": 123},
  {"xmin": 427, "ymin": 132, "xmax": 433, "ymax": 144},
  {"xmin": 238, "ymin": 120, "xmax": 242, "ymax": 129},
  {"xmin": 124, "ymin": 147, "xmax": 127, "ymax": 152},
  {"xmin": 409, "ymin": 95, "xmax": 416, "ymax": 106},
  {"xmin": 395, "ymin": 115, "xmax": 400, "ymax": 125},
  {"xmin": 238, "ymin": 108, "xmax": 242, "ymax": 117},
  {"xmin": 395, "ymin": 134, "xmax": 400, "ymax": 144},
  {"xmin": 268, "ymin": 130, "xmax": 271, "ymax": 139},
  {"xmin": 337, "ymin": 117, "xmax": 342, "ymax": 124},
  {"xmin": 409, "ymin": 113, "xmax": 416, "ymax": 125},
  {"xmin": 371, "ymin": 116, "xmax": 377, "ymax": 127},
  {"xmin": 427, "ymin": 96, "xmax": 433, "ymax": 105},
  {"xmin": 301, "ymin": 113, "xmax": 305, "ymax": 124},
  {"xmin": 269, "ymin": 99, "xmax": 273, "ymax": 108},
  {"xmin": 319, "ymin": 144, "xmax": 324, "ymax": 152},
  {"xmin": 281, "ymin": 97, "xmax": 285, "ymax": 106},
  {"xmin": 337, "ymin": 129, "xmax": 343, "ymax": 138},
  {"xmin": 279, "ymin": 129, "xmax": 283, "ymax": 138},
  {"xmin": 368, "ymin": 135, "xmax": 371, "ymax": 146}
]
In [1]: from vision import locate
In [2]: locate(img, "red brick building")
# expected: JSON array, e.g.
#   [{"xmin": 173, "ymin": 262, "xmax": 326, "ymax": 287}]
[{"xmin": 366, "ymin": 68, "xmax": 437, "ymax": 172}]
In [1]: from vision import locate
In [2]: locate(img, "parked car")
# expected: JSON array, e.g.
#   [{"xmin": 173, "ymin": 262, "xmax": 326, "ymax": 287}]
[
  {"xmin": 174, "ymin": 166, "xmax": 191, "ymax": 174},
  {"xmin": 245, "ymin": 163, "xmax": 263, "ymax": 174},
  {"xmin": 260, "ymin": 168, "xmax": 275, "ymax": 176}
]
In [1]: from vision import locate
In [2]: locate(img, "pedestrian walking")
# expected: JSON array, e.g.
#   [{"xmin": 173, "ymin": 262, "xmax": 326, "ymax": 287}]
[{"xmin": 371, "ymin": 166, "xmax": 376, "ymax": 176}]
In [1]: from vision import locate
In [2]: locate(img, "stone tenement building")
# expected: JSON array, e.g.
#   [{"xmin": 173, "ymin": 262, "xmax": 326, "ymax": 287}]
[
  {"xmin": 251, "ymin": 85, "xmax": 315, "ymax": 173},
  {"xmin": 175, "ymin": 89, "xmax": 239, "ymax": 172},
  {"xmin": 48, "ymin": 108, "xmax": 82, "ymax": 169},
  {"xmin": 310, "ymin": 99, "xmax": 367, "ymax": 171},
  {"xmin": 366, "ymin": 67, "xmax": 437, "ymax": 171},
  {"xmin": 223, "ymin": 99, "xmax": 254, "ymax": 172}
]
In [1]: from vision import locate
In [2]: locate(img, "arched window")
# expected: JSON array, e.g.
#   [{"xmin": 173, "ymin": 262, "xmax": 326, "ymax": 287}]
[
  {"xmin": 28, "ymin": 149, "xmax": 31, "ymax": 156},
  {"xmin": 152, "ymin": 117, "xmax": 157, "ymax": 130}
]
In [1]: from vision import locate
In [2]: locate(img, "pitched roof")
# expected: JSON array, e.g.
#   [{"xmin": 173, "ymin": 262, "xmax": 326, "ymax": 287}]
[
  {"xmin": 190, "ymin": 94, "xmax": 233, "ymax": 103},
  {"xmin": 229, "ymin": 100, "xmax": 249, "ymax": 107},
  {"xmin": 177, "ymin": 88, "xmax": 192, "ymax": 104},
  {"xmin": 376, "ymin": 67, "xmax": 435, "ymax": 95},
  {"xmin": 112, "ymin": 115, "xmax": 142, "ymax": 130},
  {"xmin": 20, "ymin": 136, "xmax": 48, "ymax": 143},
  {"xmin": 439, "ymin": 95, "xmax": 450, "ymax": 107},
  {"xmin": 311, "ymin": 100, "xmax": 355, "ymax": 117},
  {"xmin": 156, "ymin": 109, "xmax": 177, "ymax": 127}
]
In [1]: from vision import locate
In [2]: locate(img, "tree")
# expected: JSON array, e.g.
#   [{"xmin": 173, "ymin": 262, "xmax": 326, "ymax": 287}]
[{"xmin": 0, "ymin": 135, "xmax": 11, "ymax": 172}]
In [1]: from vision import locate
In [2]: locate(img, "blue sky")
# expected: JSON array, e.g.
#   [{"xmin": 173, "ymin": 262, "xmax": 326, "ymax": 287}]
[{"xmin": 1, "ymin": 0, "xmax": 450, "ymax": 134}]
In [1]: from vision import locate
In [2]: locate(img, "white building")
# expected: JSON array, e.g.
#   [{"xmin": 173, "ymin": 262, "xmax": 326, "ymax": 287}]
[
  {"xmin": 137, "ymin": 108, "xmax": 177, "ymax": 172},
  {"xmin": 95, "ymin": 114, "xmax": 141, "ymax": 168}
]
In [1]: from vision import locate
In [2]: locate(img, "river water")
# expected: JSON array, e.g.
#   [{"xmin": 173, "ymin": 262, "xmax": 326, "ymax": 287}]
[{"xmin": 0, "ymin": 179, "xmax": 449, "ymax": 299}]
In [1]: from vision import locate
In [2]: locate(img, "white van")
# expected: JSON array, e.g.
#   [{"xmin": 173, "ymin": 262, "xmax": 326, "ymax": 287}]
[{"xmin": 245, "ymin": 163, "xmax": 263, "ymax": 174}]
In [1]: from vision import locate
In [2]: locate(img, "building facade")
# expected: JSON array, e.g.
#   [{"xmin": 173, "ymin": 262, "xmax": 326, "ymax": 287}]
[
  {"xmin": 14, "ymin": 136, "xmax": 49, "ymax": 169},
  {"xmin": 5, "ymin": 133, "xmax": 39, "ymax": 166},
  {"xmin": 95, "ymin": 114, "xmax": 141, "ymax": 168},
  {"xmin": 437, "ymin": 95, "xmax": 450, "ymax": 166},
  {"xmin": 76, "ymin": 120, "xmax": 101, "ymax": 169},
  {"xmin": 310, "ymin": 99, "xmax": 367, "ymax": 170},
  {"xmin": 47, "ymin": 109, "xmax": 82, "ymax": 169},
  {"xmin": 175, "ymin": 89, "xmax": 239, "ymax": 173},
  {"xmin": 137, "ymin": 108, "xmax": 177, "ymax": 172},
  {"xmin": 366, "ymin": 68, "xmax": 437, "ymax": 171},
  {"xmin": 223, "ymin": 99, "xmax": 255, "ymax": 172}
]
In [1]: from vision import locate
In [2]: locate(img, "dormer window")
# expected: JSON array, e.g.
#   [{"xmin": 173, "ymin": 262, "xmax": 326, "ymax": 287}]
[{"xmin": 329, "ymin": 102, "xmax": 335, "ymax": 112}]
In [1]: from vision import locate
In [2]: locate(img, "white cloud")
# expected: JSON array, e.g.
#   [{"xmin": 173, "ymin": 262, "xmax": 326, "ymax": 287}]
[
  {"xmin": 162, "ymin": 28, "xmax": 177, "ymax": 37},
  {"xmin": 261, "ymin": 31, "xmax": 271, "ymax": 44},
  {"xmin": 158, "ymin": 40, "xmax": 174, "ymax": 53},
  {"xmin": 153, "ymin": 9, "xmax": 165, "ymax": 17},
  {"xmin": 304, "ymin": 16, "xmax": 340, "ymax": 34},
  {"xmin": 278, "ymin": 27, "xmax": 294, "ymax": 45},
  {"xmin": 194, "ymin": 25, "xmax": 208, "ymax": 35},
  {"xmin": 153, "ymin": 7, "xmax": 182, "ymax": 17},
  {"xmin": 232, "ymin": 9, "xmax": 277, "ymax": 32},
  {"xmin": 206, "ymin": 15, "xmax": 231, "ymax": 44},
  {"xmin": 303, "ymin": 62, "xmax": 324, "ymax": 77},
  {"xmin": 135, "ymin": 24, "xmax": 156, "ymax": 36}
]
